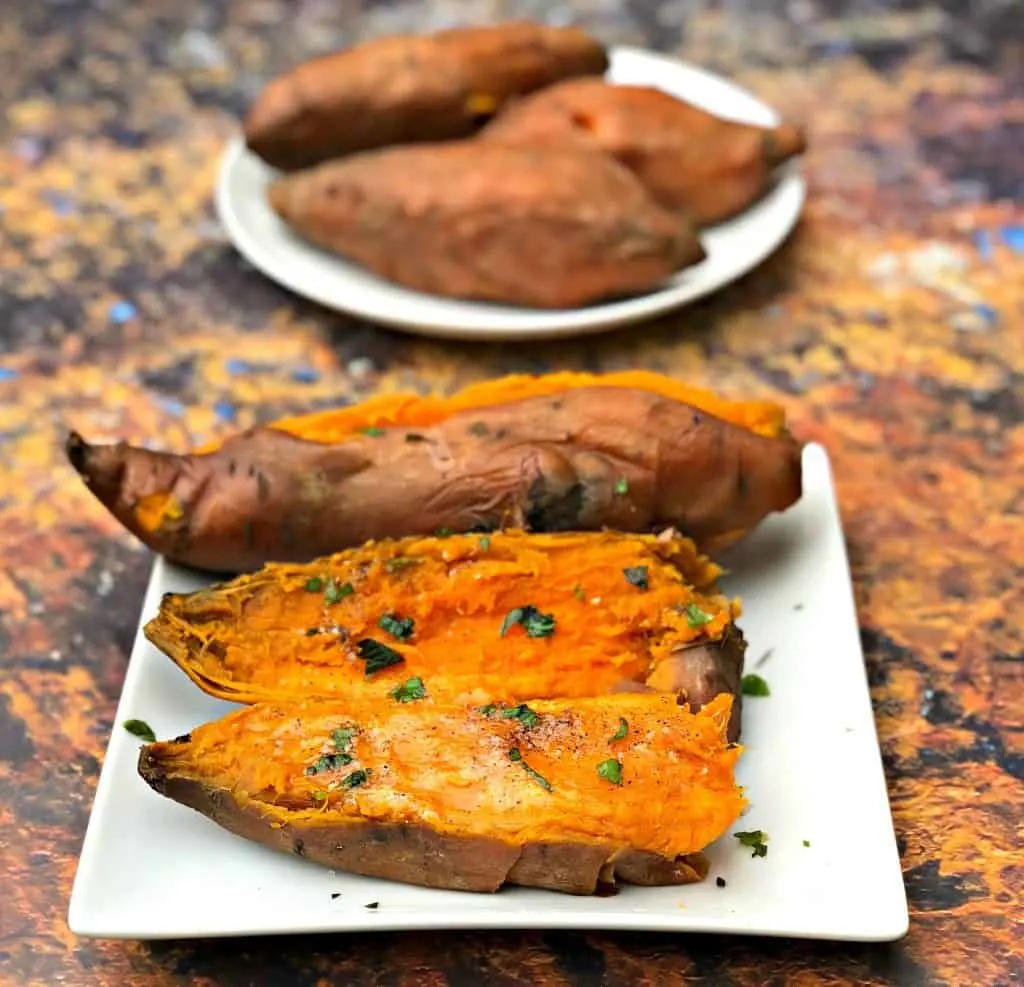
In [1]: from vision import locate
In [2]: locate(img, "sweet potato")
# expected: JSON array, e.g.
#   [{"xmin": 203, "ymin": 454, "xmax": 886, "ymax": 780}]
[
  {"xmin": 267, "ymin": 141, "xmax": 705, "ymax": 307},
  {"xmin": 138, "ymin": 692, "xmax": 744, "ymax": 894},
  {"xmin": 145, "ymin": 530, "xmax": 747, "ymax": 739},
  {"xmin": 65, "ymin": 373, "xmax": 803, "ymax": 572},
  {"xmin": 244, "ymin": 22, "xmax": 610, "ymax": 171},
  {"xmin": 482, "ymin": 80, "xmax": 807, "ymax": 225}
]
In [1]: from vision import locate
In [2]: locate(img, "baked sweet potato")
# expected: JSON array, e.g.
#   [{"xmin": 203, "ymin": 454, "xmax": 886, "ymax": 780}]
[
  {"xmin": 138, "ymin": 692, "xmax": 744, "ymax": 894},
  {"xmin": 482, "ymin": 80, "xmax": 807, "ymax": 225},
  {"xmin": 65, "ymin": 372, "xmax": 803, "ymax": 572},
  {"xmin": 244, "ymin": 22, "xmax": 609, "ymax": 171},
  {"xmin": 267, "ymin": 141, "xmax": 705, "ymax": 307},
  {"xmin": 145, "ymin": 530, "xmax": 748, "ymax": 739}
]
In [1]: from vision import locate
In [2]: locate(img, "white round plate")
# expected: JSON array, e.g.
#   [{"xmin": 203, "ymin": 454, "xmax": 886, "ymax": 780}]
[{"xmin": 216, "ymin": 46, "xmax": 806, "ymax": 341}]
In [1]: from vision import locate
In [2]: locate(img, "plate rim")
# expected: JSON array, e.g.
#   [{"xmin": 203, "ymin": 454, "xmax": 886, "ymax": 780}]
[
  {"xmin": 67, "ymin": 443, "xmax": 909, "ymax": 943},
  {"xmin": 214, "ymin": 45, "xmax": 807, "ymax": 341}
]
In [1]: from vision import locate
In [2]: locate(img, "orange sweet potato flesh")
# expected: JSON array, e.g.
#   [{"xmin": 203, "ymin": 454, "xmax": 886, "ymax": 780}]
[
  {"xmin": 66, "ymin": 375, "xmax": 803, "ymax": 573},
  {"xmin": 138, "ymin": 692, "xmax": 744, "ymax": 893},
  {"xmin": 267, "ymin": 140, "xmax": 705, "ymax": 308},
  {"xmin": 244, "ymin": 23, "xmax": 609, "ymax": 172},
  {"xmin": 482, "ymin": 80, "xmax": 807, "ymax": 226},
  {"xmin": 145, "ymin": 530, "xmax": 748, "ymax": 740}
]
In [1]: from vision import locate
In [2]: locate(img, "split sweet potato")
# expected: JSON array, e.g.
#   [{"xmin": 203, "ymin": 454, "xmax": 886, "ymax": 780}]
[
  {"xmin": 482, "ymin": 80, "xmax": 807, "ymax": 225},
  {"xmin": 267, "ymin": 140, "xmax": 705, "ymax": 307},
  {"xmin": 244, "ymin": 22, "xmax": 610, "ymax": 171},
  {"xmin": 66, "ymin": 373, "xmax": 803, "ymax": 572},
  {"xmin": 138, "ymin": 692, "xmax": 744, "ymax": 894},
  {"xmin": 145, "ymin": 530, "xmax": 748, "ymax": 739}
]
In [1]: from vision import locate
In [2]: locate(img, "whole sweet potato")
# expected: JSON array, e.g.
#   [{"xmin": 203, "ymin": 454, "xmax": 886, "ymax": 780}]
[
  {"xmin": 138, "ymin": 692, "xmax": 744, "ymax": 893},
  {"xmin": 65, "ymin": 373, "xmax": 803, "ymax": 573},
  {"xmin": 482, "ymin": 80, "xmax": 807, "ymax": 225},
  {"xmin": 268, "ymin": 141, "xmax": 705, "ymax": 307},
  {"xmin": 145, "ymin": 530, "xmax": 748, "ymax": 739},
  {"xmin": 244, "ymin": 22, "xmax": 610, "ymax": 171}
]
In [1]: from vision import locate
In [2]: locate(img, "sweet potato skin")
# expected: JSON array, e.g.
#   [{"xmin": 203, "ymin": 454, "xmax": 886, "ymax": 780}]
[
  {"xmin": 244, "ymin": 22, "xmax": 610, "ymax": 171},
  {"xmin": 482, "ymin": 80, "xmax": 807, "ymax": 225},
  {"xmin": 143, "ymin": 530, "xmax": 747, "ymax": 739},
  {"xmin": 137, "ymin": 693, "xmax": 741, "ymax": 893},
  {"xmin": 66, "ymin": 385, "xmax": 803, "ymax": 573},
  {"xmin": 268, "ymin": 141, "xmax": 705, "ymax": 308}
]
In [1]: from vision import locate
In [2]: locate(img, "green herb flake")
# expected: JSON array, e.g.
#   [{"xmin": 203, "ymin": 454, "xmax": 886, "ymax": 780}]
[
  {"xmin": 508, "ymin": 747, "xmax": 553, "ymax": 792},
  {"xmin": 741, "ymin": 674, "xmax": 771, "ymax": 697},
  {"xmin": 501, "ymin": 704, "xmax": 540, "ymax": 728},
  {"xmin": 390, "ymin": 676, "xmax": 427, "ymax": 703},
  {"xmin": 434, "ymin": 527, "xmax": 454, "ymax": 538},
  {"xmin": 305, "ymin": 576, "xmax": 324, "ymax": 593},
  {"xmin": 596, "ymin": 757, "xmax": 623, "ymax": 785},
  {"xmin": 362, "ymin": 426, "xmax": 385, "ymax": 437},
  {"xmin": 378, "ymin": 612, "xmax": 415, "ymax": 641},
  {"xmin": 331, "ymin": 726, "xmax": 358, "ymax": 750},
  {"xmin": 305, "ymin": 751, "xmax": 354, "ymax": 776},
  {"xmin": 324, "ymin": 578, "xmax": 354, "ymax": 605},
  {"xmin": 365, "ymin": 901, "xmax": 379, "ymax": 910},
  {"xmin": 572, "ymin": 583, "xmax": 586, "ymax": 602},
  {"xmin": 609, "ymin": 717, "xmax": 628, "ymax": 743},
  {"xmin": 615, "ymin": 476, "xmax": 629, "ymax": 495},
  {"xmin": 356, "ymin": 638, "xmax": 405, "ymax": 676},
  {"xmin": 803, "ymin": 840, "xmax": 811, "ymax": 848},
  {"xmin": 123, "ymin": 719, "xmax": 156, "ymax": 743},
  {"xmin": 311, "ymin": 790, "xmax": 328, "ymax": 803},
  {"xmin": 684, "ymin": 602, "xmax": 714, "ymax": 628},
  {"xmin": 500, "ymin": 605, "xmax": 556, "ymax": 639},
  {"xmin": 384, "ymin": 557, "xmax": 419, "ymax": 574},
  {"xmin": 735, "ymin": 830, "xmax": 768, "ymax": 858},
  {"xmin": 478, "ymin": 703, "xmax": 497, "ymax": 717},
  {"xmin": 340, "ymin": 768, "xmax": 371, "ymax": 789},
  {"xmin": 478, "ymin": 535, "xmax": 491, "ymax": 551},
  {"xmin": 623, "ymin": 566, "xmax": 649, "ymax": 591}
]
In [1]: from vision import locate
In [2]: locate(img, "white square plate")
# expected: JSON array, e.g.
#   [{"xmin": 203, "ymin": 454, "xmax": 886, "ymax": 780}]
[{"xmin": 68, "ymin": 444, "xmax": 908, "ymax": 941}]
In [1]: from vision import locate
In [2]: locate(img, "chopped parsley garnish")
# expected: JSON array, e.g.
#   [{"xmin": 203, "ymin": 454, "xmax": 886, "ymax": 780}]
[
  {"xmin": 572, "ymin": 583, "xmax": 586, "ymax": 602},
  {"xmin": 324, "ymin": 578, "xmax": 354, "ymax": 604},
  {"xmin": 684, "ymin": 602, "xmax": 714, "ymax": 628},
  {"xmin": 478, "ymin": 535, "xmax": 491, "ymax": 551},
  {"xmin": 803, "ymin": 840, "xmax": 811, "ymax": 847},
  {"xmin": 312, "ymin": 790, "xmax": 328, "ymax": 803},
  {"xmin": 123, "ymin": 719, "xmax": 156, "ymax": 743},
  {"xmin": 508, "ymin": 748, "xmax": 553, "ymax": 791},
  {"xmin": 340, "ymin": 769, "xmax": 371, "ymax": 789},
  {"xmin": 500, "ymin": 605, "xmax": 556, "ymax": 639},
  {"xmin": 305, "ymin": 576, "xmax": 323, "ymax": 593},
  {"xmin": 615, "ymin": 476, "xmax": 629, "ymax": 495},
  {"xmin": 378, "ymin": 612, "xmax": 415, "ymax": 640},
  {"xmin": 481, "ymin": 703, "xmax": 540, "ymax": 728},
  {"xmin": 384, "ymin": 557, "xmax": 419, "ymax": 573},
  {"xmin": 362, "ymin": 426, "xmax": 385, "ymax": 437},
  {"xmin": 741, "ymin": 674, "xmax": 771, "ymax": 697},
  {"xmin": 305, "ymin": 751, "xmax": 353, "ymax": 776},
  {"xmin": 390, "ymin": 677, "xmax": 427, "ymax": 703},
  {"xmin": 623, "ymin": 566, "xmax": 649, "ymax": 591},
  {"xmin": 331, "ymin": 726, "xmax": 358, "ymax": 749},
  {"xmin": 735, "ymin": 830, "xmax": 768, "ymax": 858},
  {"xmin": 356, "ymin": 638, "xmax": 405, "ymax": 675},
  {"xmin": 434, "ymin": 527, "xmax": 453, "ymax": 538},
  {"xmin": 609, "ymin": 717, "xmax": 628, "ymax": 743},
  {"xmin": 596, "ymin": 758, "xmax": 623, "ymax": 785},
  {"xmin": 365, "ymin": 901, "xmax": 379, "ymax": 909}
]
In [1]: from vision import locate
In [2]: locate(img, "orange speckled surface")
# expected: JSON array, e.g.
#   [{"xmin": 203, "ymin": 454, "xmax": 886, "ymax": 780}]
[{"xmin": 0, "ymin": 2, "xmax": 1022, "ymax": 985}]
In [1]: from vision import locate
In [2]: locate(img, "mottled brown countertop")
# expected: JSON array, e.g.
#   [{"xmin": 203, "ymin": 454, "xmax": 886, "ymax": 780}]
[{"xmin": 0, "ymin": 1, "xmax": 1021, "ymax": 985}]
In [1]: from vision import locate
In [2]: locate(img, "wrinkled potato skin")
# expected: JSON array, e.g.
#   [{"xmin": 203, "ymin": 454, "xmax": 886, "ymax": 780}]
[
  {"xmin": 482, "ymin": 80, "xmax": 808, "ymax": 225},
  {"xmin": 244, "ymin": 22, "xmax": 610, "ymax": 171},
  {"xmin": 65, "ymin": 386, "xmax": 803, "ymax": 574},
  {"xmin": 268, "ymin": 142, "xmax": 706, "ymax": 308}
]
